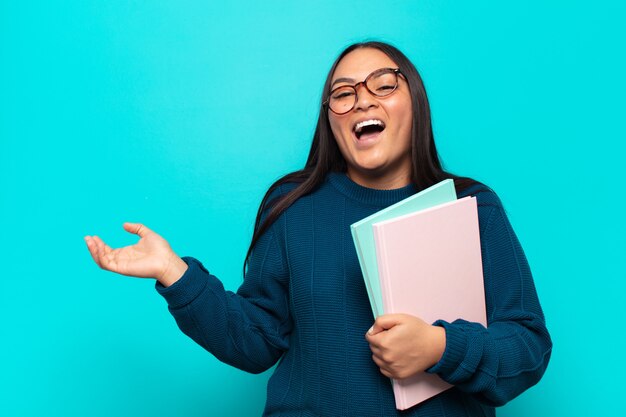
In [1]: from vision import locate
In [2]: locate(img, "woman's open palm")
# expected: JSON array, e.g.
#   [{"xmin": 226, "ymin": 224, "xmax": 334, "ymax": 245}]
[{"xmin": 85, "ymin": 222, "xmax": 182, "ymax": 282}]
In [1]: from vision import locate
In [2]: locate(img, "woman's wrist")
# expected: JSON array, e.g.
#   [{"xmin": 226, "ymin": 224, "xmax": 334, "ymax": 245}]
[
  {"xmin": 158, "ymin": 255, "xmax": 189, "ymax": 287},
  {"xmin": 429, "ymin": 325, "xmax": 447, "ymax": 367}
]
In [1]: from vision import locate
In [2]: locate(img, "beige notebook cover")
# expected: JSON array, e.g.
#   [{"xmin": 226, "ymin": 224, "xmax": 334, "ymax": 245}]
[{"xmin": 372, "ymin": 196, "xmax": 487, "ymax": 410}]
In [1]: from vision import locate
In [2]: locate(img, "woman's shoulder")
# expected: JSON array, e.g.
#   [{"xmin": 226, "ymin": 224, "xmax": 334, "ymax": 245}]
[
  {"xmin": 256, "ymin": 172, "xmax": 309, "ymax": 222},
  {"xmin": 265, "ymin": 180, "xmax": 299, "ymax": 202},
  {"xmin": 456, "ymin": 180, "xmax": 504, "ymax": 210},
  {"xmin": 455, "ymin": 180, "xmax": 520, "ymax": 239}
]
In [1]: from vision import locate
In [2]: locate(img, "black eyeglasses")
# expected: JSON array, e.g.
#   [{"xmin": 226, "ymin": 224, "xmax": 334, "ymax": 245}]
[{"xmin": 323, "ymin": 68, "xmax": 402, "ymax": 115}]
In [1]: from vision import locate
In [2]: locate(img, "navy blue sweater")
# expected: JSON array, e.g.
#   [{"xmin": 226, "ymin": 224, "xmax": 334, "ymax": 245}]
[{"xmin": 156, "ymin": 173, "xmax": 552, "ymax": 416}]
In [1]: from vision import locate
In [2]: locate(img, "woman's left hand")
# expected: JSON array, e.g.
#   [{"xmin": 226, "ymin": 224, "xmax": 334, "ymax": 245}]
[{"xmin": 365, "ymin": 314, "xmax": 446, "ymax": 380}]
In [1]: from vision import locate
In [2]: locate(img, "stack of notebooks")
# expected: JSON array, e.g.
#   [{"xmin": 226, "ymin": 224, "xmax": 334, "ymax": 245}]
[{"xmin": 350, "ymin": 179, "xmax": 487, "ymax": 410}]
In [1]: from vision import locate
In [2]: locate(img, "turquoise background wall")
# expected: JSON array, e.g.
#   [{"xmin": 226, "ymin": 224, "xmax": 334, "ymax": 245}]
[{"xmin": 1, "ymin": 1, "xmax": 624, "ymax": 416}]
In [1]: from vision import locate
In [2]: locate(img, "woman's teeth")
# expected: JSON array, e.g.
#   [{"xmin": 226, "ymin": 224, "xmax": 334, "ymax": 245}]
[{"xmin": 354, "ymin": 119, "xmax": 385, "ymax": 139}]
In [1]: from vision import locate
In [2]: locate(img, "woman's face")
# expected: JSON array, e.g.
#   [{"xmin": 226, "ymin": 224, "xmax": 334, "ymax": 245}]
[{"xmin": 328, "ymin": 48, "xmax": 413, "ymax": 189}]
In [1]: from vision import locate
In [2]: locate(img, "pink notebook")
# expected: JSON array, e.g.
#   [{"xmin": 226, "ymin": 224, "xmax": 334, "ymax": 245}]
[{"xmin": 372, "ymin": 196, "xmax": 487, "ymax": 410}]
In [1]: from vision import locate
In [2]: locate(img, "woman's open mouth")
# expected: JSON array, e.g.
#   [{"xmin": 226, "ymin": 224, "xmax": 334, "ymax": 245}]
[{"xmin": 354, "ymin": 119, "xmax": 386, "ymax": 141}]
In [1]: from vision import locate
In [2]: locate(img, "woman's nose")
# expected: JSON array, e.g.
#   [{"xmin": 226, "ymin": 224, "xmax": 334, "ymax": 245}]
[{"xmin": 354, "ymin": 83, "xmax": 378, "ymax": 111}]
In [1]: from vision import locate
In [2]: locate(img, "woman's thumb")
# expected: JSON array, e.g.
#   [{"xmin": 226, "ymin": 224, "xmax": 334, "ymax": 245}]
[
  {"xmin": 123, "ymin": 222, "xmax": 151, "ymax": 238},
  {"xmin": 368, "ymin": 314, "xmax": 403, "ymax": 336}
]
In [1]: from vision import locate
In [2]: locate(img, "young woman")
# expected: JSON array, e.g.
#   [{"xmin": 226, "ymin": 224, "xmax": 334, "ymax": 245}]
[{"xmin": 85, "ymin": 42, "xmax": 552, "ymax": 416}]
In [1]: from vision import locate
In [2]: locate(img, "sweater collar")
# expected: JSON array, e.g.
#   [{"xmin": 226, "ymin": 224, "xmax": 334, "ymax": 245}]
[{"xmin": 327, "ymin": 172, "xmax": 417, "ymax": 207}]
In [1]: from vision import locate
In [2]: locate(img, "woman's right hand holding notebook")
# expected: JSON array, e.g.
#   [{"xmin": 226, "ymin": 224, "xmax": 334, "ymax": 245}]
[{"xmin": 366, "ymin": 313, "xmax": 446, "ymax": 380}]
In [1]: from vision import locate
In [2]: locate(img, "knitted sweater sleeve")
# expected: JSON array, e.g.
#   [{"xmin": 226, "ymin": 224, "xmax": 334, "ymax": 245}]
[
  {"xmin": 154, "ymin": 216, "xmax": 291, "ymax": 374},
  {"xmin": 427, "ymin": 192, "xmax": 552, "ymax": 406}
]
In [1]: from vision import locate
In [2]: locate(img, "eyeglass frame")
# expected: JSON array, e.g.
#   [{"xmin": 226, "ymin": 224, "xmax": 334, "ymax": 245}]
[{"xmin": 323, "ymin": 67, "xmax": 404, "ymax": 115}]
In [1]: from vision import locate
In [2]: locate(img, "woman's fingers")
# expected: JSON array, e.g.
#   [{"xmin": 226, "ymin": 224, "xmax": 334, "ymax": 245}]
[
  {"xmin": 369, "ymin": 344, "xmax": 382, "ymax": 357},
  {"xmin": 85, "ymin": 236, "xmax": 105, "ymax": 269},
  {"xmin": 84, "ymin": 236, "xmax": 102, "ymax": 268},
  {"xmin": 85, "ymin": 235, "xmax": 117, "ymax": 271},
  {"xmin": 371, "ymin": 355, "xmax": 393, "ymax": 378},
  {"xmin": 91, "ymin": 235, "xmax": 107, "ymax": 255}
]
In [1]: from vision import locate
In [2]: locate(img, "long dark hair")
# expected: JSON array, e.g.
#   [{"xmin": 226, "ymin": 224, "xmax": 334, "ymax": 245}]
[{"xmin": 243, "ymin": 41, "xmax": 481, "ymax": 273}]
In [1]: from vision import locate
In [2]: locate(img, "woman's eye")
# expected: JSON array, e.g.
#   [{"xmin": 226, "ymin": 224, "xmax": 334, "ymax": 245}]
[
  {"xmin": 377, "ymin": 84, "xmax": 395, "ymax": 91},
  {"xmin": 333, "ymin": 91, "xmax": 355, "ymax": 100}
]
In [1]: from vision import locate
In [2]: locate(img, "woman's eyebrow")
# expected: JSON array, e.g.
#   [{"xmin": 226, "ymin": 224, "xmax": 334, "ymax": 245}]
[{"xmin": 331, "ymin": 77, "xmax": 355, "ymax": 88}]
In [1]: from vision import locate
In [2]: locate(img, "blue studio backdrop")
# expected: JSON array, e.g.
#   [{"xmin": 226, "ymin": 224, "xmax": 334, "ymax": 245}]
[{"xmin": 1, "ymin": 1, "xmax": 625, "ymax": 416}]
